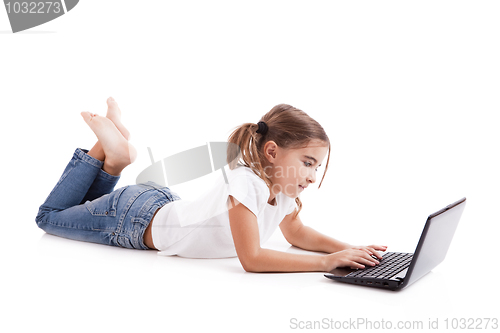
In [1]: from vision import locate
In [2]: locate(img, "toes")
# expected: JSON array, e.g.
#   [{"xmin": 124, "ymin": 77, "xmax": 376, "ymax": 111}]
[
  {"xmin": 81, "ymin": 111, "xmax": 92, "ymax": 123},
  {"xmin": 81, "ymin": 112, "xmax": 99, "ymax": 121},
  {"xmin": 106, "ymin": 97, "xmax": 122, "ymax": 117},
  {"xmin": 107, "ymin": 97, "xmax": 119, "ymax": 108}
]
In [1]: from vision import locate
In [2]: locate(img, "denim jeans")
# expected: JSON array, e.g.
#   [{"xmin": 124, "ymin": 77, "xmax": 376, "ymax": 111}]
[{"xmin": 36, "ymin": 148, "xmax": 180, "ymax": 250}]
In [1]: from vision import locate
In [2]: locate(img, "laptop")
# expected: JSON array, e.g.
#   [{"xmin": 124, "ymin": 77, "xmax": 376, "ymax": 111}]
[{"xmin": 324, "ymin": 197, "xmax": 466, "ymax": 291}]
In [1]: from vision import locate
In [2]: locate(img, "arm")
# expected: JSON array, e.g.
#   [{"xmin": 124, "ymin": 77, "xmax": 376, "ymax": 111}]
[
  {"xmin": 228, "ymin": 196, "xmax": 380, "ymax": 273},
  {"xmin": 279, "ymin": 210, "xmax": 350, "ymax": 253},
  {"xmin": 279, "ymin": 209, "xmax": 387, "ymax": 258}
]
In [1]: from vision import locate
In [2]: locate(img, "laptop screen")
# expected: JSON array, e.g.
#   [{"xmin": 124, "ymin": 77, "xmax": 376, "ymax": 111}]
[{"xmin": 404, "ymin": 198, "xmax": 466, "ymax": 288}]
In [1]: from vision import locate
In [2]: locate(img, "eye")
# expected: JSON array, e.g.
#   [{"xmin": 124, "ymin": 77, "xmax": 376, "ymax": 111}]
[{"xmin": 304, "ymin": 161, "xmax": 312, "ymax": 167}]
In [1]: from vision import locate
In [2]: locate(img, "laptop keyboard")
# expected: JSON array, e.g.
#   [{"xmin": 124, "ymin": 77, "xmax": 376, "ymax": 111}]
[{"xmin": 346, "ymin": 252, "xmax": 413, "ymax": 280}]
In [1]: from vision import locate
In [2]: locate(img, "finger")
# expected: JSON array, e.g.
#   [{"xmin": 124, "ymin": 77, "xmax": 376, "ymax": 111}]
[
  {"xmin": 365, "ymin": 258, "xmax": 379, "ymax": 266},
  {"xmin": 370, "ymin": 245, "xmax": 388, "ymax": 252},
  {"xmin": 349, "ymin": 261, "xmax": 365, "ymax": 269},
  {"xmin": 367, "ymin": 248, "xmax": 383, "ymax": 260},
  {"xmin": 352, "ymin": 249, "xmax": 379, "ymax": 265},
  {"xmin": 361, "ymin": 252, "xmax": 380, "ymax": 265},
  {"xmin": 343, "ymin": 252, "xmax": 368, "ymax": 269},
  {"xmin": 357, "ymin": 247, "xmax": 377, "ymax": 260},
  {"xmin": 360, "ymin": 247, "xmax": 373, "ymax": 255},
  {"xmin": 349, "ymin": 252, "xmax": 376, "ymax": 267}
]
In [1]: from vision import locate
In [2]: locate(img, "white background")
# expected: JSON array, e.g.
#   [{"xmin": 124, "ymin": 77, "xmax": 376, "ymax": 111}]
[{"xmin": 1, "ymin": 1, "xmax": 499, "ymax": 332}]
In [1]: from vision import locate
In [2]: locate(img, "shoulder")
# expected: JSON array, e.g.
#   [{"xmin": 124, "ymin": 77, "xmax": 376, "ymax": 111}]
[
  {"xmin": 228, "ymin": 166, "xmax": 268, "ymax": 190},
  {"xmin": 227, "ymin": 166, "xmax": 269, "ymax": 216},
  {"xmin": 229, "ymin": 165, "xmax": 262, "ymax": 178}
]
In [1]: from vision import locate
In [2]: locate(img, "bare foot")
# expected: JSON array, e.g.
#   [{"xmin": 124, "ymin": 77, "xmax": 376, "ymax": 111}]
[
  {"xmin": 106, "ymin": 97, "xmax": 130, "ymax": 140},
  {"xmin": 81, "ymin": 112, "xmax": 137, "ymax": 175}
]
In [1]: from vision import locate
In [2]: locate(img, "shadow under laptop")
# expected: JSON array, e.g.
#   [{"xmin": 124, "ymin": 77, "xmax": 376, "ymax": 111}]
[
  {"xmin": 320, "ymin": 271, "xmax": 437, "ymax": 291},
  {"xmin": 321, "ymin": 269, "xmax": 453, "ymax": 307}
]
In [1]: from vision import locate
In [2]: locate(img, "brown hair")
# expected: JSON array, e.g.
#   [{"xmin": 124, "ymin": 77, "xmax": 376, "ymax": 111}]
[{"xmin": 227, "ymin": 104, "xmax": 330, "ymax": 216}]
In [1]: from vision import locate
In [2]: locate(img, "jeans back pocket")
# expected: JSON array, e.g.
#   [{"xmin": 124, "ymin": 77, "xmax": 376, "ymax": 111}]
[{"xmin": 85, "ymin": 186, "xmax": 128, "ymax": 217}]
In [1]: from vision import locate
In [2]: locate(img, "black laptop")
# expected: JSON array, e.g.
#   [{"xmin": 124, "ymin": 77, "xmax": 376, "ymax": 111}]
[{"xmin": 324, "ymin": 197, "xmax": 466, "ymax": 291}]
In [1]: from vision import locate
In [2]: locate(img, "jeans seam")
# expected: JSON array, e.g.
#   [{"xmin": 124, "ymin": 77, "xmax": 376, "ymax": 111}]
[
  {"xmin": 115, "ymin": 187, "xmax": 152, "ymax": 235},
  {"xmin": 38, "ymin": 217, "xmax": 95, "ymax": 231}
]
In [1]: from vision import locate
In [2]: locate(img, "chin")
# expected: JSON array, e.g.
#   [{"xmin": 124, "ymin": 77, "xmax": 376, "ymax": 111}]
[
  {"xmin": 276, "ymin": 183, "xmax": 301, "ymax": 199},
  {"xmin": 283, "ymin": 191, "xmax": 300, "ymax": 199}
]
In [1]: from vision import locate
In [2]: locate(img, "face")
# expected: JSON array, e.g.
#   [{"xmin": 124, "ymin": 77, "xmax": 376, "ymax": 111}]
[{"xmin": 263, "ymin": 140, "xmax": 329, "ymax": 199}]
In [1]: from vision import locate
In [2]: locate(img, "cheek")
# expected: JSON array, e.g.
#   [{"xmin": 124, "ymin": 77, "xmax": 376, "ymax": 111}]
[{"xmin": 297, "ymin": 166, "xmax": 309, "ymax": 179}]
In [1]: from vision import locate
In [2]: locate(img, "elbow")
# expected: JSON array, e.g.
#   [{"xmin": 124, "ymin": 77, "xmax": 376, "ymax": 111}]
[
  {"xmin": 241, "ymin": 262, "xmax": 256, "ymax": 273},
  {"xmin": 282, "ymin": 234, "xmax": 297, "ymax": 248},
  {"xmin": 282, "ymin": 233, "xmax": 302, "ymax": 250},
  {"xmin": 238, "ymin": 250, "xmax": 262, "ymax": 273},
  {"xmin": 281, "ymin": 224, "xmax": 303, "ymax": 248},
  {"xmin": 242, "ymin": 263, "xmax": 263, "ymax": 273},
  {"xmin": 240, "ymin": 256, "xmax": 259, "ymax": 273}
]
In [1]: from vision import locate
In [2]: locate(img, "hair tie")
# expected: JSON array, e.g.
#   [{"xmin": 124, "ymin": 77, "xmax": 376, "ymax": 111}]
[{"xmin": 256, "ymin": 121, "xmax": 269, "ymax": 135}]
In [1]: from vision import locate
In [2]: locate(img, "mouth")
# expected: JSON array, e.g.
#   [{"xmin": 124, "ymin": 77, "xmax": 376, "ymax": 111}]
[{"xmin": 298, "ymin": 185, "xmax": 307, "ymax": 191}]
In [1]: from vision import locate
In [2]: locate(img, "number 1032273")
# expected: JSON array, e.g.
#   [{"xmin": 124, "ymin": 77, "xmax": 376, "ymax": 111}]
[{"xmin": 5, "ymin": 2, "xmax": 62, "ymax": 14}]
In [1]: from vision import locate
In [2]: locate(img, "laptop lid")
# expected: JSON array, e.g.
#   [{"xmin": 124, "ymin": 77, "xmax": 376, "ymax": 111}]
[{"xmin": 400, "ymin": 197, "xmax": 466, "ymax": 289}]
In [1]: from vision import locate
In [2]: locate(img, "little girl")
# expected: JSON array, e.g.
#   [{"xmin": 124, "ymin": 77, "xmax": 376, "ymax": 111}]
[{"xmin": 36, "ymin": 98, "xmax": 386, "ymax": 273}]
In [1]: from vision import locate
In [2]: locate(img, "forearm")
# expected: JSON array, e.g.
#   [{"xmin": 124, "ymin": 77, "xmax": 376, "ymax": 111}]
[
  {"xmin": 289, "ymin": 225, "xmax": 350, "ymax": 254},
  {"xmin": 243, "ymin": 248, "xmax": 326, "ymax": 273}
]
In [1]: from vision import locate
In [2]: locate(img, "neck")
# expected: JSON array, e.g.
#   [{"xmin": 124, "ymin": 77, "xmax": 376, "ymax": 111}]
[{"xmin": 267, "ymin": 184, "xmax": 280, "ymax": 205}]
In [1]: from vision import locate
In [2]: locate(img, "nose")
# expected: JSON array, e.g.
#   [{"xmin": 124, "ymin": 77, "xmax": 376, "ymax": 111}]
[{"xmin": 307, "ymin": 169, "xmax": 317, "ymax": 184}]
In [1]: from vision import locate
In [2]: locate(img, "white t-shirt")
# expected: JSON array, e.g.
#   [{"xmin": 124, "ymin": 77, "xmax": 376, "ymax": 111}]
[{"xmin": 151, "ymin": 166, "xmax": 297, "ymax": 258}]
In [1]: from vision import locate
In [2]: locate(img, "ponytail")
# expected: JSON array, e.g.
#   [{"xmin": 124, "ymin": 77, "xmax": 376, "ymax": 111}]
[{"xmin": 227, "ymin": 123, "xmax": 272, "ymax": 188}]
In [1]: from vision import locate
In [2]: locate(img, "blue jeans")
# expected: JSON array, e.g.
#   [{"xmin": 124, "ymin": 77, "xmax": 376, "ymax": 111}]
[{"xmin": 36, "ymin": 148, "xmax": 180, "ymax": 250}]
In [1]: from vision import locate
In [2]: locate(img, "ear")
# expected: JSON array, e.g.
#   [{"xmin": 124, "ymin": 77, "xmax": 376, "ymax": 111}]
[{"xmin": 263, "ymin": 141, "xmax": 278, "ymax": 164}]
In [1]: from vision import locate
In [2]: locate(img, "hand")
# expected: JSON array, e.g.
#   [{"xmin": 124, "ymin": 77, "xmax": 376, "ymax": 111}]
[
  {"xmin": 349, "ymin": 244, "xmax": 388, "ymax": 260},
  {"xmin": 323, "ymin": 248, "xmax": 382, "ymax": 272}
]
